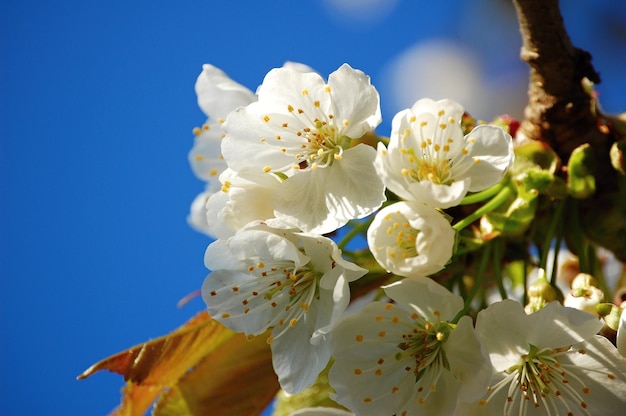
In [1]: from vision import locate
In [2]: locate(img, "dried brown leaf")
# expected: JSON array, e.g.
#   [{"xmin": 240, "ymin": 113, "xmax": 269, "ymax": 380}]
[{"xmin": 78, "ymin": 311, "xmax": 278, "ymax": 415}]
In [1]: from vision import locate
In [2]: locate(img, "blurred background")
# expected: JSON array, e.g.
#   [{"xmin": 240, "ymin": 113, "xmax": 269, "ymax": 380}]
[{"xmin": 1, "ymin": 0, "xmax": 625, "ymax": 414}]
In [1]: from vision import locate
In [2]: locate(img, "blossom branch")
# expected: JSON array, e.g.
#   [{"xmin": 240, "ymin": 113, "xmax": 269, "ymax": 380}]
[
  {"xmin": 512, "ymin": 0, "xmax": 606, "ymax": 159},
  {"xmin": 513, "ymin": 0, "xmax": 626, "ymax": 262}
]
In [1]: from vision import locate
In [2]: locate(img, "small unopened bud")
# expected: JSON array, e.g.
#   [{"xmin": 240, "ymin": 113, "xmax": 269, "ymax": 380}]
[
  {"xmin": 490, "ymin": 114, "xmax": 520, "ymax": 138},
  {"xmin": 525, "ymin": 275, "xmax": 559, "ymax": 314},
  {"xmin": 564, "ymin": 273, "xmax": 604, "ymax": 316},
  {"xmin": 567, "ymin": 143, "xmax": 596, "ymax": 199},
  {"xmin": 597, "ymin": 302, "xmax": 615, "ymax": 318},
  {"xmin": 461, "ymin": 112, "xmax": 476, "ymax": 135},
  {"xmin": 571, "ymin": 273, "xmax": 598, "ymax": 290},
  {"xmin": 598, "ymin": 303, "xmax": 622, "ymax": 331},
  {"xmin": 610, "ymin": 140, "xmax": 626, "ymax": 176},
  {"xmin": 564, "ymin": 287, "xmax": 604, "ymax": 316},
  {"xmin": 527, "ymin": 276, "xmax": 557, "ymax": 301}
]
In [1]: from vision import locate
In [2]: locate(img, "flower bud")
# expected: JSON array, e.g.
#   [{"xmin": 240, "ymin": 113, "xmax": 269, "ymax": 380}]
[
  {"xmin": 571, "ymin": 272, "xmax": 598, "ymax": 290},
  {"xmin": 490, "ymin": 114, "xmax": 520, "ymax": 138},
  {"xmin": 598, "ymin": 302, "xmax": 622, "ymax": 331},
  {"xmin": 564, "ymin": 273, "xmax": 604, "ymax": 316},
  {"xmin": 610, "ymin": 140, "xmax": 626, "ymax": 176},
  {"xmin": 525, "ymin": 276, "xmax": 558, "ymax": 314},
  {"xmin": 567, "ymin": 143, "xmax": 596, "ymax": 199}
]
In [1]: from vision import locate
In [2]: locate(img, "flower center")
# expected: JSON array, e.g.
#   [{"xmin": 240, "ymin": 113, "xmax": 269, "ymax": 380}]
[
  {"xmin": 396, "ymin": 320, "xmax": 450, "ymax": 374},
  {"xmin": 260, "ymin": 86, "xmax": 353, "ymax": 173},
  {"xmin": 402, "ymin": 148, "xmax": 454, "ymax": 185},
  {"xmin": 398, "ymin": 110, "xmax": 474, "ymax": 186},
  {"xmin": 299, "ymin": 121, "xmax": 351, "ymax": 170},
  {"xmin": 381, "ymin": 212, "xmax": 420, "ymax": 260},
  {"xmin": 395, "ymin": 227, "xmax": 418, "ymax": 259},
  {"xmin": 240, "ymin": 259, "xmax": 322, "ymax": 342},
  {"xmin": 479, "ymin": 344, "xmax": 609, "ymax": 416},
  {"xmin": 395, "ymin": 313, "xmax": 452, "ymax": 404}
]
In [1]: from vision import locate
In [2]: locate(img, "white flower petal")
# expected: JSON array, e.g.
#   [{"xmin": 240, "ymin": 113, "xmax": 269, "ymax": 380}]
[
  {"xmin": 367, "ymin": 203, "xmax": 456, "ymax": 278},
  {"xmin": 187, "ymin": 190, "xmax": 214, "ymax": 237},
  {"xmin": 526, "ymin": 301, "xmax": 603, "ymax": 349},
  {"xmin": 397, "ymin": 369, "xmax": 460, "ymax": 416},
  {"xmin": 281, "ymin": 61, "xmax": 316, "ymax": 74},
  {"xmin": 204, "ymin": 187, "xmax": 237, "ymax": 240},
  {"xmin": 463, "ymin": 124, "xmax": 515, "ymax": 192},
  {"xmin": 205, "ymin": 229, "xmax": 308, "ymax": 271},
  {"xmin": 377, "ymin": 98, "xmax": 513, "ymax": 208},
  {"xmin": 407, "ymin": 179, "xmax": 470, "ymax": 208},
  {"xmin": 329, "ymin": 302, "xmax": 420, "ymax": 415},
  {"xmin": 273, "ymin": 169, "xmax": 332, "ymax": 233},
  {"xmin": 557, "ymin": 335, "xmax": 626, "ymax": 413},
  {"xmin": 188, "ymin": 123, "xmax": 227, "ymax": 187},
  {"xmin": 222, "ymin": 103, "xmax": 296, "ymax": 174},
  {"xmin": 475, "ymin": 299, "xmax": 529, "ymax": 371},
  {"xmin": 256, "ymin": 67, "xmax": 329, "ymax": 115},
  {"xmin": 272, "ymin": 313, "xmax": 331, "ymax": 393},
  {"xmin": 222, "ymin": 64, "xmax": 383, "ymax": 234},
  {"xmin": 375, "ymin": 140, "xmax": 416, "ymax": 201},
  {"xmin": 326, "ymin": 63, "xmax": 381, "ymax": 138},
  {"xmin": 410, "ymin": 97, "xmax": 465, "ymax": 121},
  {"xmin": 215, "ymin": 168, "xmax": 280, "ymax": 235},
  {"xmin": 444, "ymin": 316, "xmax": 492, "ymax": 402},
  {"xmin": 274, "ymin": 145, "xmax": 384, "ymax": 234},
  {"xmin": 617, "ymin": 308, "xmax": 626, "ymax": 357},
  {"xmin": 474, "ymin": 299, "xmax": 622, "ymax": 416},
  {"xmin": 323, "ymin": 144, "xmax": 385, "ymax": 220},
  {"xmin": 202, "ymin": 226, "xmax": 363, "ymax": 394},
  {"xmin": 195, "ymin": 64, "xmax": 255, "ymax": 120},
  {"xmin": 383, "ymin": 277, "xmax": 463, "ymax": 321},
  {"xmin": 330, "ymin": 278, "xmax": 484, "ymax": 416}
]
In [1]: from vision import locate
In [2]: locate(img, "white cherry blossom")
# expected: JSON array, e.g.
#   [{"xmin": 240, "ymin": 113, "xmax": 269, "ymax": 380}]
[
  {"xmin": 187, "ymin": 190, "xmax": 214, "ymax": 236},
  {"xmin": 329, "ymin": 277, "xmax": 491, "ymax": 416},
  {"xmin": 618, "ymin": 308, "xmax": 626, "ymax": 357},
  {"xmin": 202, "ymin": 223, "xmax": 367, "ymax": 393},
  {"xmin": 204, "ymin": 168, "xmax": 280, "ymax": 239},
  {"xmin": 376, "ymin": 98, "xmax": 514, "ymax": 208},
  {"xmin": 189, "ymin": 64, "xmax": 256, "ymax": 189},
  {"xmin": 466, "ymin": 299, "xmax": 626, "ymax": 416},
  {"xmin": 367, "ymin": 201, "xmax": 455, "ymax": 278},
  {"xmin": 221, "ymin": 64, "xmax": 385, "ymax": 234},
  {"xmin": 187, "ymin": 64, "xmax": 257, "ymax": 236}
]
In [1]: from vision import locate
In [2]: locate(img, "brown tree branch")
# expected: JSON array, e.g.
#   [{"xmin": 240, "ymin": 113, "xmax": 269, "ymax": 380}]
[
  {"xmin": 512, "ymin": 0, "xmax": 609, "ymax": 161},
  {"xmin": 513, "ymin": 0, "xmax": 616, "ymax": 192},
  {"xmin": 512, "ymin": 0, "xmax": 625, "ymax": 262}
]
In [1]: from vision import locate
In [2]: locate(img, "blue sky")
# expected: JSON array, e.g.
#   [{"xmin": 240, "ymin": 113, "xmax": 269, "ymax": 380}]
[{"xmin": 1, "ymin": 1, "xmax": 624, "ymax": 415}]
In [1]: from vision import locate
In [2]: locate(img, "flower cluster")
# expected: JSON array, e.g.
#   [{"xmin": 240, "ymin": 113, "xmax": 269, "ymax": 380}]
[{"xmin": 188, "ymin": 63, "xmax": 626, "ymax": 415}]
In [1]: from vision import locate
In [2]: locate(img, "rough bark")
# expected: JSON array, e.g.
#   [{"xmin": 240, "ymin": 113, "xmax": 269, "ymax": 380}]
[
  {"xmin": 512, "ymin": 0, "xmax": 610, "ymax": 163},
  {"xmin": 512, "ymin": 0, "xmax": 625, "ymax": 261}
]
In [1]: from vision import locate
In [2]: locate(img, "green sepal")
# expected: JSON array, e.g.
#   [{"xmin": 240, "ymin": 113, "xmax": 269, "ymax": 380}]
[{"xmin": 567, "ymin": 143, "xmax": 596, "ymax": 199}]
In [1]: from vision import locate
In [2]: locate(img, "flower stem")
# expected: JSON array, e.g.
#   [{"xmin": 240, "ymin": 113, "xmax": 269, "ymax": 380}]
[
  {"xmin": 452, "ymin": 242, "xmax": 493, "ymax": 324},
  {"xmin": 549, "ymin": 231, "xmax": 563, "ymax": 287},
  {"xmin": 569, "ymin": 199, "xmax": 589, "ymax": 273},
  {"xmin": 493, "ymin": 237, "xmax": 508, "ymax": 300},
  {"xmin": 539, "ymin": 198, "xmax": 566, "ymax": 272},
  {"xmin": 522, "ymin": 259, "xmax": 529, "ymax": 306},
  {"xmin": 337, "ymin": 219, "xmax": 371, "ymax": 250},
  {"xmin": 452, "ymin": 186, "xmax": 515, "ymax": 231},
  {"xmin": 588, "ymin": 245, "xmax": 611, "ymax": 299},
  {"xmin": 459, "ymin": 180, "xmax": 507, "ymax": 205}
]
